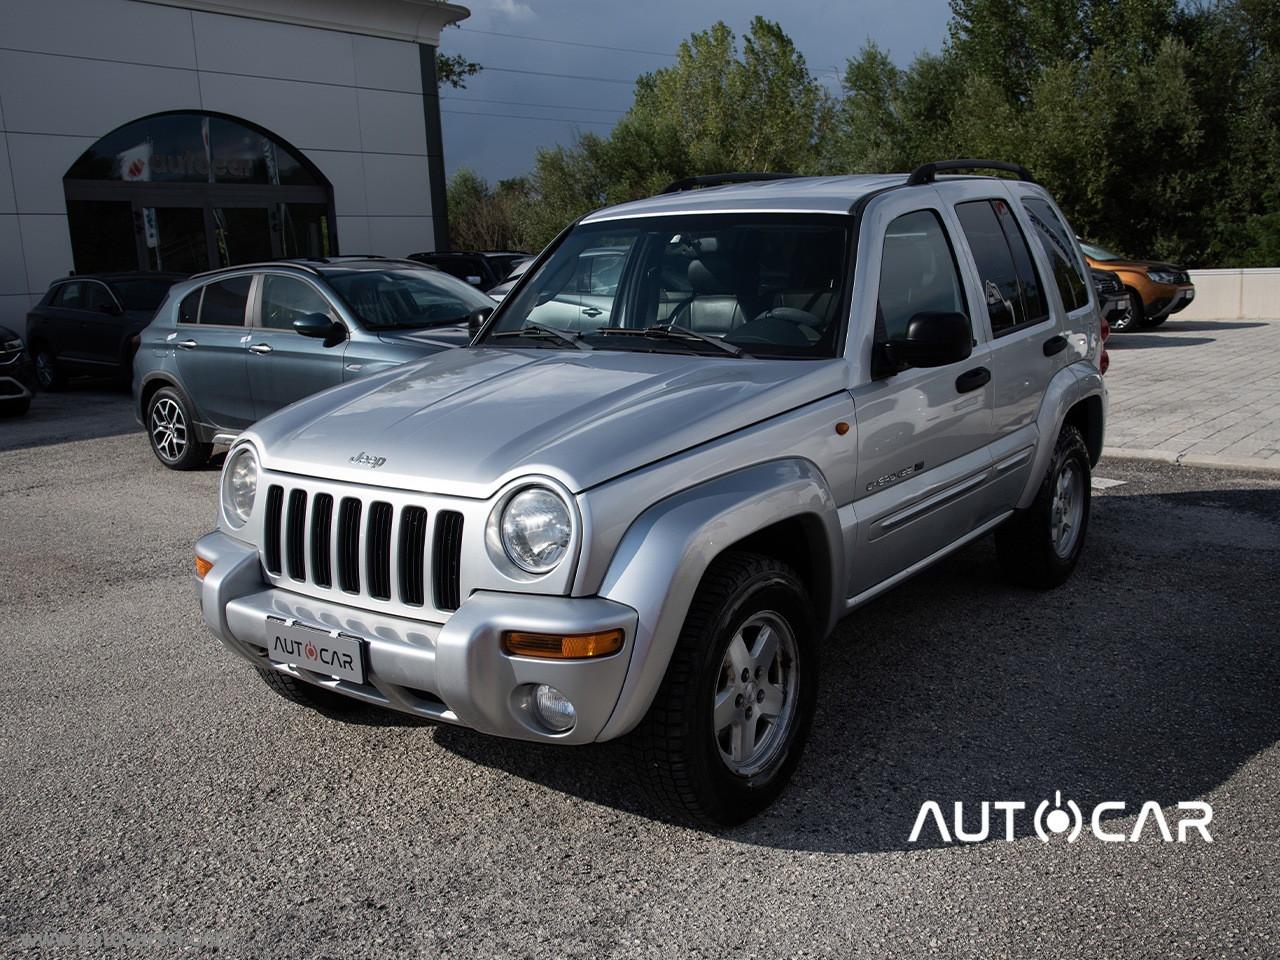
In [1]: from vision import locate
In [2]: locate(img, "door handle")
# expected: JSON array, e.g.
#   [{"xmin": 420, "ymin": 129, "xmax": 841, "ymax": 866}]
[
  {"xmin": 176, "ymin": 339, "xmax": 198, "ymax": 350},
  {"xmin": 1043, "ymin": 334, "xmax": 1068, "ymax": 356},
  {"xmin": 955, "ymin": 366, "xmax": 991, "ymax": 394},
  {"xmin": 582, "ymin": 307, "xmax": 603, "ymax": 318},
  {"xmin": 248, "ymin": 343, "xmax": 273, "ymax": 355}
]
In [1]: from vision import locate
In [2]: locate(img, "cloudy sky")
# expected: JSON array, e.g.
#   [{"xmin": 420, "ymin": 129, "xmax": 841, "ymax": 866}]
[{"xmin": 440, "ymin": 0, "xmax": 953, "ymax": 183}]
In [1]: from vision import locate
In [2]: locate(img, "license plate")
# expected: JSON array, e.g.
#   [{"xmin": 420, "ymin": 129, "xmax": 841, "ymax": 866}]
[{"xmin": 266, "ymin": 619, "xmax": 365, "ymax": 684}]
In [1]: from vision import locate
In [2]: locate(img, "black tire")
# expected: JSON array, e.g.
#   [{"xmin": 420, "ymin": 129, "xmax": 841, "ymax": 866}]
[
  {"xmin": 0, "ymin": 397, "xmax": 31, "ymax": 417},
  {"xmin": 1109, "ymin": 290, "xmax": 1145, "ymax": 332},
  {"xmin": 629, "ymin": 551, "xmax": 818, "ymax": 827},
  {"xmin": 146, "ymin": 386, "xmax": 211, "ymax": 470},
  {"xmin": 996, "ymin": 424, "xmax": 1091, "ymax": 589},
  {"xmin": 255, "ymin": 667, "xmax": 368, "ymax": 715},
  {"xmin": 32, "ymin": 347, "xmax": 65, "ymax": 390}
]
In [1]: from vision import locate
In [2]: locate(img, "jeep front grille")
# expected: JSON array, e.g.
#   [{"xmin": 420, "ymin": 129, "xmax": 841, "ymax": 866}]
[{"xmin": 261, "ymin": 482, "xmax": 465, "ymax": 617}]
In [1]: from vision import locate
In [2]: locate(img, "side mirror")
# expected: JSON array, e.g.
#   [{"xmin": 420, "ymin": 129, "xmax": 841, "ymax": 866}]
[
  {"xmin": 292, "ymin": 312, "xmax": 345, "ymax": 346},
  {"xmin": 882, "ymin": 312, "xmax": 972, "ymax": 370},
  {"xmin": 468, "ymin": 305, "xmax": 494, "ymax": 333}
]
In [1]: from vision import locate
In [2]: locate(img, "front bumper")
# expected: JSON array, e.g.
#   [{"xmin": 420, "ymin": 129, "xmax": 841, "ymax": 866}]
[
  {"xmin": 196, "ymin": 531, "xmax": 638, "ymax": 744},
  {"xmin": 1147, "ymin": 284, "xmax": 1195, "ymax": 320},
  {"xmin": 0, "ymin": 350, "xmax": 37, "ymax": 400}
]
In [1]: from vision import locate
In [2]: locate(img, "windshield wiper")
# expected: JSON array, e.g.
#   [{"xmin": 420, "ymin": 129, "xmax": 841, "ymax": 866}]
[
  {"xmin": 491, "ymin": 322, "xmax": 592, "ymax": 350},
  {"xmin": 592, "ymin": 324, "xmax": 747, "ymax": 357}
]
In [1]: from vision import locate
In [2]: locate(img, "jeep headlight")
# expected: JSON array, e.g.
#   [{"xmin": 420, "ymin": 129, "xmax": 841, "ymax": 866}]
[
  {"xmin": 221, "ymin": 445, "xmax": 259, "ymax": 529},
  {"xmin": 500, "ymin": 486, "xmax": 572, "ymax": 574}
]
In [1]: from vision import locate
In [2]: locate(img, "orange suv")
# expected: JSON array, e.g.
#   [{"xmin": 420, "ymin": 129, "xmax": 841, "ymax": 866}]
[{"xmin": 1079, "ymin": 241, "xmax": 1195, "ymax": 332}]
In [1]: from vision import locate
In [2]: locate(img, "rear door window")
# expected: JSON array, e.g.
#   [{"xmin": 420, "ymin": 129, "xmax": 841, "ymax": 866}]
[
  {"xmin": 955, "ymin": 199, "xmax": 1049, "ymax": 336},
  {"xmin": 197, "ymin": 275, "xmax": 252, "ymax": 327},
  {"xmin": 1022, "ymin": 197, "xmax": 1089, "ymax": 312},
  {"xmin": 52, "ymin": 282, "xmax": 85, "ymax": 309},
  {"xmin": 83, "ymin": 283, "xmax": 117, "ymax": 313}
]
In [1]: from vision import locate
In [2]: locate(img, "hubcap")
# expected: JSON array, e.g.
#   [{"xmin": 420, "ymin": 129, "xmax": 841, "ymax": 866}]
[
  {"xmin": 150, "ymin": 398, "xmax": 188, "ymax": 461},
  {"xmin": 1050, "ymin": 460, "xmax": 1084, "ymax": 558},
  {"xmin": 713, "ymin": 611, "xmax": 798, "ymax": 777}
]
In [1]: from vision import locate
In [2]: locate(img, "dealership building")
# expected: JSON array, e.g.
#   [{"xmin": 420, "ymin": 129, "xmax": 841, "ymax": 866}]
[{"xmin": 0, "ymin": 0, "xmax": 469, "ymax": 328}]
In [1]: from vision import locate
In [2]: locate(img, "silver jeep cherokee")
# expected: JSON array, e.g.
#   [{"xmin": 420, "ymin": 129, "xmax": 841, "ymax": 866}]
[{"xmin": 195, "ymin": 160, "xmax": 1107, "ymax": 825}]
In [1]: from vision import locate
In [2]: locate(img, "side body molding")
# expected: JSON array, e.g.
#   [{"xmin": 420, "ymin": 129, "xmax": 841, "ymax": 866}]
[
  {"xmin": 1017, "ymin": 362, "xmax": 1106, "ymax": 510},
  {"xmin": 595, "ymin": 458, "xmax": 843, "ymax": 741}
]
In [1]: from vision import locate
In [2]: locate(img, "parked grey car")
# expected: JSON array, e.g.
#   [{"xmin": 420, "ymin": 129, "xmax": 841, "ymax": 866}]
[
  {"xmin": 195, "ymin": 162, "xmax": 1107, "ymax": 825},
  {"xmin": 133, "ymin": 257, "xmax": 492, "ymax": 470}
]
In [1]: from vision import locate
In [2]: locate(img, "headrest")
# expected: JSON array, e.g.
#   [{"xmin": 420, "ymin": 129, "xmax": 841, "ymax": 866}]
[{"xmin": 688, "ymin": 254, "xmax": 735, "ymax": 294}]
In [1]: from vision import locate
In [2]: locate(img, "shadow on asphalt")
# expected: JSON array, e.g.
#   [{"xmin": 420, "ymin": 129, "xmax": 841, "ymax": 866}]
[
  {"xmin": 1166, "ymin": 321, "xmax": 1269, "ymax": 332},
  {"xmin": 427, "ymin": 485, "xmax": 1280, "ymax": 850},
  {"xmin": 0, "ymin": 379, "xmax": 138, "ymax": 453},
  {"xmin": 1108, "ymin": 333, "xmax": 1215, "ymax": 348}
]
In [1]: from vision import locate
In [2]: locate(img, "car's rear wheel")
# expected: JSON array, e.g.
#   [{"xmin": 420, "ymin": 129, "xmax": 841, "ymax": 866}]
[
  {"xmin": 146, "ymin": 386, "xmax": 211, "ymax": 470},
  {"xmin": 996, "ymin": 424, "xmax": 1091, "ymax": 588},
  {"xmin": 255, "ymin": 667, "xmax": 369, "ymax": 715},
  {"xmin": 629, "ymin": 551, "xmax": 817, "ymax": 827},
  {"xmin": 1110, "ymin": 290, "xmax": 1145, "ymax": 332},
  {"xmin": 33, "ymin": 347, "xmax": 65, "ymax": 390}
]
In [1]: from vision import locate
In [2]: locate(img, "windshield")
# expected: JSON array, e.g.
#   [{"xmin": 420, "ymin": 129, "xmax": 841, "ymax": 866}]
[
  {"xmin": 110, "ymin": 277, "xmax": 177, "ymax": 311},
  {"xmin": 481, "ymin": 214, "xmax": 851, "ymax": 358},
  {"xmin": 1079, "ymin": 241, "xmax": 1124, "ymax": 262},
  {"xmin": 324, "ymin": 267, "xmax": 492, "ymax": 330}
]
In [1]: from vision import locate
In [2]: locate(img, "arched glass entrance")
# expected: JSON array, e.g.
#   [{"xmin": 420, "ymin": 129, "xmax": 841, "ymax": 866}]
[{"xmin": 64, "ymin": 111, "xmax": 337, "ymax": 274}]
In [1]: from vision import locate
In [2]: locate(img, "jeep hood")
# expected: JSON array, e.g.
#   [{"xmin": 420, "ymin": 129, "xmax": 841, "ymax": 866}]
[{"xmin": 248, "ymin": 346, "xmax": 849, "ymax": 497}]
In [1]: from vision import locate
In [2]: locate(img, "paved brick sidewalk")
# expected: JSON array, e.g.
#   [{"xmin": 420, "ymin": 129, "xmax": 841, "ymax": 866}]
[{"xmin": 1103, "ymin": 317, "xmax": 1280, "ymax": 465}]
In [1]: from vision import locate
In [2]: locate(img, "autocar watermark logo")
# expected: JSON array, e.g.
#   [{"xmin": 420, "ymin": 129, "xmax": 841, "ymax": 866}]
[{"xmin": 908, "ymin": 791, "xmax": 1213, "ymax": 843}]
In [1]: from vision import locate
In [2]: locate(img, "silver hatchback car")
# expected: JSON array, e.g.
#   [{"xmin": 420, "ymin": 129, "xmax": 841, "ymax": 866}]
[
  {"xmin": 195, "ymin": 162, "xmax": 1107, "ymax": 825},
  {"xmin": 133, "ymin": 256, "xmax": 493, "ymax": 469}
]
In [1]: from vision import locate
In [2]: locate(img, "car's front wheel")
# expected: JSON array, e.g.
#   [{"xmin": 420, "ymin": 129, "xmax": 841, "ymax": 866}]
[
  {"xmin": 146, "ymin": 386, "xmax": 211, "ymax": 470},
  {"xmin": 1110, "ymin": 290, "xmax": 1145, "ymax": 332},
  {"xmin": 630, "ymin": 551, "xmax": 817, "ymax": 827},
  {"xmin": 996, "ymin": 424, "xmax": 1091, "ymax": 588}
]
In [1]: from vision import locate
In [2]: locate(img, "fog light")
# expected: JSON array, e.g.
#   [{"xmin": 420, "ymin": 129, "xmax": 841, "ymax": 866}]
[
  {"xmin": 532, "ymin": 684, "xmax": 576, "ymax": 732},
  {"xmin": 195, "ymin": 555, "xmax": 213, "ymax": 579}
]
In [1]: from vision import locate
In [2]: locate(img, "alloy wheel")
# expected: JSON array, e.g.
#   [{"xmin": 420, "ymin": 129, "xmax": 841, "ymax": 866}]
[
  {"xmin": 713, "ymin": 611, "xmax": 799, "ymax": 777},
  {"xmin": 1051, "ymin": 460, "xmax": 1084, "ymax": 558},
  {"xmin": 35, "ymin": 352, "xmax": 55, "ymax": 388},
  {"xmin": 150, "ymin": 397, "xmax": 188, "ymax": 462}
]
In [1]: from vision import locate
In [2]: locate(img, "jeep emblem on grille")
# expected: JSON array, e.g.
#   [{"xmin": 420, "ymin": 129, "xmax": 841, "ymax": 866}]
[{"xmin": 349, "ymin": 451, "xmax": 387, "ymax": 469}]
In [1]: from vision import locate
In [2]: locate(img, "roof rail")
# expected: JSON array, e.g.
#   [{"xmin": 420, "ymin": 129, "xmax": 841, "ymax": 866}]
[
  {"xmin": 661, "ymin": 172, "xmax": 802, "ymax": 194},
  {"xmin": 187, "ymin": 260, "xmax": 324, "ymax": 281},
  {"xmin": 906, "ymin": 159, "xmax": 1035, "ymax": 186}
]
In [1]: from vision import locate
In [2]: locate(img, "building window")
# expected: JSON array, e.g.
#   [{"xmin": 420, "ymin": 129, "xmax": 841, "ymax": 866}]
[{"xmin": 64, "ymin": 111, "xmax": 335, "ymax": 275}]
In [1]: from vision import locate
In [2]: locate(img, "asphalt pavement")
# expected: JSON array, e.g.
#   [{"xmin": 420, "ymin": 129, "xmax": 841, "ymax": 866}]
[{"xmin": 0, "ymin": 393, "xmax": 1277, "ymax": 959}]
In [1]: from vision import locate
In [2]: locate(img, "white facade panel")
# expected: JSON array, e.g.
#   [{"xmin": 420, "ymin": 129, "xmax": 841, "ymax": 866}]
[
  {"xmin": 197, "ymin": 71, "xmax": 364, "ymax": 153},
  {"xmin": 0, "ymin": 50, "xmax": 201, "ymax": 137},
  {"xmin": 6, "ymin": 134, "xmax": 94, "ymax": 215},
  {"xmin": 191, "ymin": 10, "xmax": 358, "ymax": 86},
  {"xmin": 19, "ymin": 215, "xmax": 74, "ymax": 293},
  {"xmin": 1, "ymin": 0, "xmax": 196, "ymax": 69},
  {"xmin": 352, "ymin": 34, "xmax": 422, "ymax": 94},
  {"xmin": 0, "ymin": 135, "xmax": 15, "ymax": 213},
  {"xmin": 362, "ymin": 154, "xmax": 430, "ymax": 218},
  {"xmin": 367, "ymin": 215, "xmax": 433, "ymax": 257},
  {"xmin": 307, "ymin": 150, "xmax": 368, "ymax": 216},
  {"xmin": 0, "ymin": 216, "xmax": 29, "ymax": 296},
  {"xmin": 357, "ymin": 88, "xmax": 428, "ymax": 156}
]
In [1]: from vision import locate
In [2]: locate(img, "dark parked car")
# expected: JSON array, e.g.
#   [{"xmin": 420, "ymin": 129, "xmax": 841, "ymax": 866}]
[
  {"xmin": 407, "ymin": 250, "xmax": 529, "ymax": 289},
  {"xmin": 0, "ymin": 324, "xmax": 38, "ymax": 416},
  {"xmin": 133, "ymin": 256, "xmax": 493, "ymax": 470},
  {"xmin": 1090, "ymin": 267, "xmax": 1126, "ymax": 324},
  {"xmin": 25, "ymin": 273, "xmax": 186, "ymax": 389}
]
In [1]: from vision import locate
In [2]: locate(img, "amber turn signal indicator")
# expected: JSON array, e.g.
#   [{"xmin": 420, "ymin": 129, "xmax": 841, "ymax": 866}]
[
  {"xmin": 835, "ymin": 421, "xmax": 850, "ymax": 436},
  {"xmin": 502, "ymin": 629, "xmax": 624, "ymax": 660},
  {"xmin": 195, "ymin": 556, "xmax": 213, "ymax": 579}
]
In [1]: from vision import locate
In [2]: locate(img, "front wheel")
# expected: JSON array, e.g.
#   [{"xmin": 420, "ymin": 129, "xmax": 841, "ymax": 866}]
[
  {"xmin": 629, "ymin": 552, "xmax": 817, "ymax": 827},
  {"xmin": 33, "ymin": 348, "xmax": 65, "ymax": 390},
  {"xmin": 996, "ymin": 424, "xmax": 1091, "ymax": 588},
  {"xmin": 1110, "ymin": 290, "xmax": 1145, "ymax": 332}
]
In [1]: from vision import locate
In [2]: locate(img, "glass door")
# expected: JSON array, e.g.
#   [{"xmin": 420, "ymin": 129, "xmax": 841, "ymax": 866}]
[
  {"xmin": 213, "ymin": 205, "xmax": 278, "ymax": 267},
  {"xmin": 140, "ymin": 204, "xmax": 210, "ymax": 273}
]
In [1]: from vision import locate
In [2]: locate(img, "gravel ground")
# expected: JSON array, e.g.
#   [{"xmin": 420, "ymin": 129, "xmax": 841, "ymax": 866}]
[{"xmin": 0, "ymin": 396, "xmax": 1277, "ymax": 959}]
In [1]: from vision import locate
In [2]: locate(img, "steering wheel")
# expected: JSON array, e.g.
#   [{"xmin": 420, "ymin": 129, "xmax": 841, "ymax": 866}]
[{"xmin": 752, "ymin": 306, "xmax": 821, "ymax": 327}]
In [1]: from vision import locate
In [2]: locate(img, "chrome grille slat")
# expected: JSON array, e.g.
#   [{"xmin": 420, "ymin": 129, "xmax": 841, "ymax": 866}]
[{"xmin": 257, "ymin": 476, "xmax": 465, "ymax": 621}]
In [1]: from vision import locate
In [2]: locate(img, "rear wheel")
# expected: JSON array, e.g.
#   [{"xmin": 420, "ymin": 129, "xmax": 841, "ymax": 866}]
[
  {"xmin": 996, "ymin": 425, "xmax": 1091, "ymax": 588},
  {"xmin": 33, "ymin": 347, "xmax": 65, "ymax": 390},
  {"xmin": 630, "ymin": 551, "xmax": 817, "ymax": 827},
  {"xmin": 1110, "ymin": 290, "xmax": 1145, "ymax": 332},
  {"xmin": 146, "ymin": 386, "xmax": 211, "ymax": 470},
  {"xmin": 256, "ymin": 668, "xmax": 368, "ymax": 715}
]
